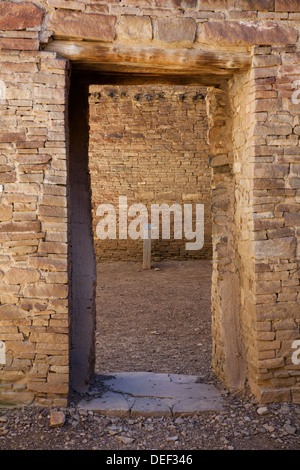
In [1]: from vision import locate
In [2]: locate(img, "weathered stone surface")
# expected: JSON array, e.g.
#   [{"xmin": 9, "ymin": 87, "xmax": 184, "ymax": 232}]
[
  {"xmin": 293, "ymin": 388, "xmax": 300, "ymax": 404},
  {"xmin": 0, "ymin": 391, "xmax": 34, "ymax": 405},
  {"xmin": 47, "ymin": 11, "xmax": 116, "ymax": 41},
  {"xmin": 254, "ymin": 123, "xmax": 292, "ymax": 136},
  {"xmin": 154, "ymin": 18, "xmax": 197, "ymax": 43},
  {"xmin": 116, "ymin": 436, "xmax": 135, "ymax": 444},
  {"xmin": 0, "ymin": 2, "xmax": 43, "ymax": 31},
  {"xmin": 0, "ymin": 133, "xmax": 25, "ymax": 143},
  {"xmin": 30, "ymin": 332, "xmax": 68, "ymax": 344},
  {"xmin": 284, "ymin": 212, "xmax": 300, "ymax": 226},
  {"xmin": 254, "ymin": 98, "xmax": 281, "ymax": 112},
  {"xmin": 0, "ymin": 205, "xmax": 12, "ymax": 222},
  {"xmin": 38, "ymin": 241, "xmax": 67, "ymax": 254},
  {"xmin": 29, "ymin": 257, "xmax": 67, "ymax": 272},
  {"xmin": 172, "ymin": 397, "xmax": 221, "ymax": 416},
  {"xmin": 201, "ymin": 21, "xmax": 298, "ymax": 45},
  {"xmin": 78, "ymin": 372, "xmax": 223, "ymax": 417},
  {"xmin": 48, "ymin": 0, "xmax": 85, "ymax": 10},
  {"xmin": 0, "ymin": 305, "xmax": 29, "ymax": 320},
  {"xmin": 252, "ymin": 54, "xmax": 281, "ymax": 67},
  {"xmin": 235, "ymin": 0, "xmax": 275, "ymax": 9},
  {"xmin": 4, "ymin": 268, "xmax": 40, "ymax": 285},
  {"xmin": 79, "ymin": 392, "xmax": 130, "ymax": 418},
  {"xmin": 254, "ymin": 237, "xmax": 296, "ymax": 260},
  {"xmin": 289, "ymin": 177, "xmax": 300, "ymax": 189},
  {"xmin": 199, "ymin": 0, "xmax": 234, "ymax": 8},
  {"xmin": 15, "ymin": 155, "xmax": 51, "ymax": 165},
  {"xmin": 117, "ymin": 15, "xmax": 152, "ymax": 40},
  {"xmin": 0, "ymin": 173, "xmax": 16, "ymax": 184},
  {"xmin": 34, "ymin": 87, "xmax": 66, "ymax": 104},
  {"xmin": 0, "ymin": 221, "xmax": 41, "ymax": 233},
  {"xmin": 38, "ymin": 206, "xmax": 67, "ymax": 219},
  {"xmin": 256, "ymin": 280, "xmax": 281, "ymax": 294},
  {"xmin": 254, "ymin": 219, "xmax": 284, "ymax": 231},
  {"xmin": 255, "ymin": 387, "xmax": 292, "ymax": 403},
  {"xmin": 40, "ymin": 195, "xmax": 66, "ymax": 207},
  {"xmin": 50, "ymin": 410, "xmax": 66, "ymax": 427},
  {"xmin": 27, "ymin": 382, "xmax": 68, "ymax": 394},
  {"xmin": 130, "ymin": 397, "xmax": 172, "ymax": 418},
  {"xmin": 122, "ymin": 0, "xmax": 197, "ymax": 7},
  {"xmin": 254, "ymin": 163, "xmax": 289, "ymax": 178},
  {"xmin": 275, "ymin": 0, "xmax": 300, "ymax": 11},
  {"xmin": 23, "ymin": 283, "xmax": 68, "ymax": 299},
  {"xmin": 0, "ymin": 39, "xmax": 40, "ymax": 51},
  {"xmin": 47, "ymin": 373, "xmax": 69, "ymax": 383},
  {"xmin": 0, "ymin": 370, "xmax": 25, "ymax": 382},
  {"xmin": 4, "ymin": 194, "xmax": 38, "ymax": 204}
]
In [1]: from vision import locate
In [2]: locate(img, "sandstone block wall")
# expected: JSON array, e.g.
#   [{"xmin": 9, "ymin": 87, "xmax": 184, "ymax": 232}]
[
  {"xmin": 0, "ymin": 0, "xmax": 299, "ymax": 405},
  {"xmin": 250, "ymin": 45, "xmax": 300, "ymax": 403},
  {"xmin": 89, "ymin": 85, "xmax": 211, "ymax": 262},
  {"xmin": 0, "ymin": 49, "xmax": 69, "ymax": 406}
]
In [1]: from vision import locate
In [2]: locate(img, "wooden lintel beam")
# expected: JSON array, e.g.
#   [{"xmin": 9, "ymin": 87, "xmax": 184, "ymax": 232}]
[{"xmin": 45, "ymin": 40, "xmax": 251, "ymax": 77}]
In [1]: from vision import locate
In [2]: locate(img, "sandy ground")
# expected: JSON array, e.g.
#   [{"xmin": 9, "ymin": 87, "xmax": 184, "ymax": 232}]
[{"xmin": 95, "ymin": 260, "xmax": 213, "ymax": 381}]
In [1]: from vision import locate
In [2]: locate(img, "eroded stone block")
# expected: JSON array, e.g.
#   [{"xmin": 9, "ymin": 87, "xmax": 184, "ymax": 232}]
[
  {"xmin": 122, "ymin": 0, "xmax": 197, "ymax": 8},
  {"xmin": 275, "ymin": 0, "xmax": 300, "ymax": 12},
  {"xmin": 4, "ymin": 268, "xmax": 40, "ymax": 285},
  {"xmin": 254, "ymin": 237, "xmax": 297, "ymax": 260},
  {"xmin": 154, "ymin": 17, "xmax": 197, "ymax": 43},
  {"xmin": 117, "ymin": 15, "xmax": 152, "ymax": 40},
  {"xmin": 0, "ymin": 2, "xmax": 43, "ymax": 31},
  {"xmin": 201, "ymin": 20, "xmax": 298, "ymax": 45},
  {"xmin": 235, "ymin": 0, "xmax": 275, "ymax": 10},
  {"xmin": 47, "ymin": 11, "xmax": 116, "ymax": 41}
]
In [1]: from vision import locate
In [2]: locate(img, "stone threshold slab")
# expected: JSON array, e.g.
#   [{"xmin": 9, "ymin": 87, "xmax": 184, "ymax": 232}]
[{"xmin": 78, "ymin": 372, "xmax": 223, "ymax": 418}]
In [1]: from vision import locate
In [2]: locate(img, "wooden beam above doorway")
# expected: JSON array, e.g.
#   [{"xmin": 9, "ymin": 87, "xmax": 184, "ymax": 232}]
[{"xmin": 45, "ymin": 41, "xmax": 251, "ymax": 80}]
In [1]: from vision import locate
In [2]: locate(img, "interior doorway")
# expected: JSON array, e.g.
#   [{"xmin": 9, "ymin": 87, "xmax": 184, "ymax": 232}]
[
  {"xmin": 68, "ymin": 74, "xmax": 214, "ymax": 389},
  {"xmin": 68, "ymin": 66, "xmax": 248, "ymax": 397},
  {"xmin": 87, "ymin": 84, "xmax": 213, "ymax": 381}
]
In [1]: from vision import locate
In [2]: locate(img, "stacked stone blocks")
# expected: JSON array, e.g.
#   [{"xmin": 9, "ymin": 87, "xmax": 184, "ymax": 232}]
[
  {"xmin": 89, "ymin": 85, "xmax": 211, "ymax": 262},
  {"xmin": 0, "ymin": 0, "xmax": 299, "ymax": 405}
]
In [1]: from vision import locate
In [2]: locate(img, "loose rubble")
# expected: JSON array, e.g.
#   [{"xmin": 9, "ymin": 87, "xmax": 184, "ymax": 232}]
[{"xmin": 0, "ymin": 388, "xmax": 299, "ymax": 450}]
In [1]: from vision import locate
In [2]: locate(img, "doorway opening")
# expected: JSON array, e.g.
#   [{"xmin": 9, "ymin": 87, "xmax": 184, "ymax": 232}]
[
  {"xmin": 88, "ymin": 84, "xmax": 213, "ymax": 381},
  {"xmin": 68, "ymin": 67, "xmax": 248, "ymax": 401}
]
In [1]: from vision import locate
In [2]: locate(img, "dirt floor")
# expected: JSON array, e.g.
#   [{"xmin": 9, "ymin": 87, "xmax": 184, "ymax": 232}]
[
  {"xmin": 95, "ymin": 260, "xmax": 213, "ymax": 380},
  {"xmin": 0, "ymin": 260, "xmax": 300, "ymax": 451}
]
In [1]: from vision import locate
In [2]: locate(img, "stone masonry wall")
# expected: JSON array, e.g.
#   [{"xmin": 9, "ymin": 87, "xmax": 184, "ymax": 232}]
[
  {"xmin": 250, "ymin": 45, "xmax": 300, "ymax": 403},
  {"xmin": 89, "ymin": 85, "xmax": 211, "ymax": 262},
  {"xmin": 229, "ymin": 69, "xmax": 257, "ymax": 393},
  {"xmin": 0, "ymin": 0, "xmax": 300, "ymax": 405},
  {"xmin": 207, "ymin": 82, "xmax": 246, "ymax": 390},
  {"xmin": 0, "ymin": 49, "xmax": 70, "ymax": 406}
]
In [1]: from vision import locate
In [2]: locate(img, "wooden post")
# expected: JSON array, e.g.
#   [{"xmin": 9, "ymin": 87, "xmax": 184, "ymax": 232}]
[{"xmin": 143, "ymin": 224, "xmax": 151, "ymax": 270}]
